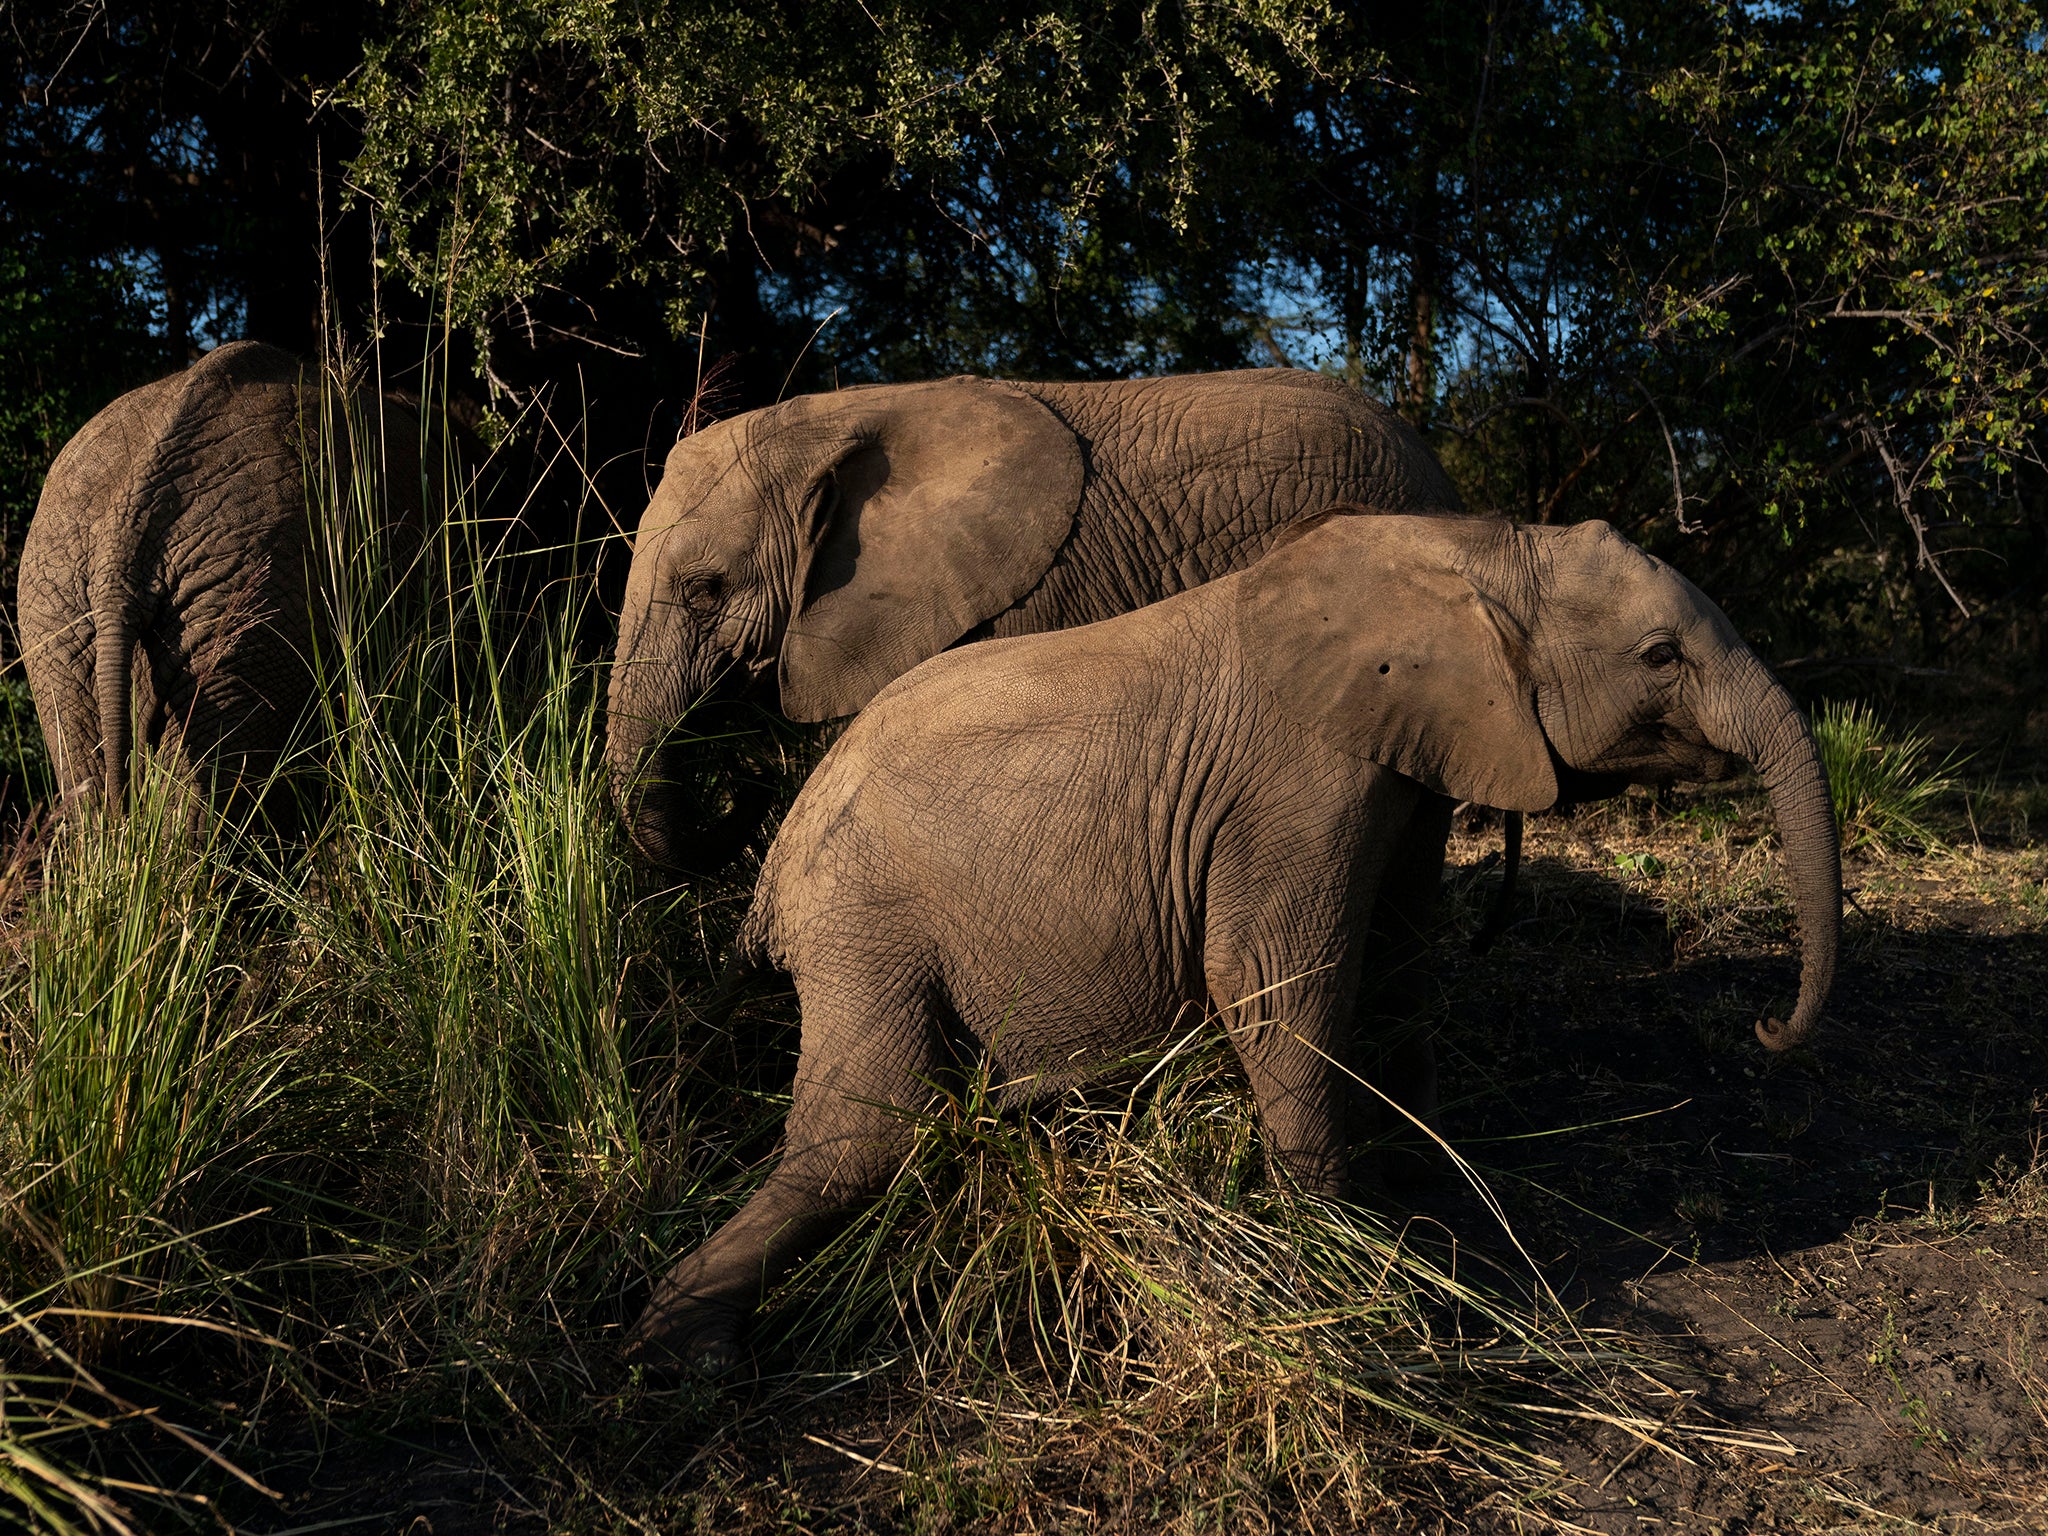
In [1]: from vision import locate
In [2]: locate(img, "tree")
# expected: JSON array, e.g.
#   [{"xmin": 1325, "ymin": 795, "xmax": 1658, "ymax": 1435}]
[
  {"xmin": 343, "ymin": 0, "xmax": 1352, "ymax": 396},
  {"xmin": 1249, "ymin": 1, "xmax": 2048, "ymax": 655},
  {"xmin": 4, "ymin": 0, "xmax": 2043, "ymax": 666}
]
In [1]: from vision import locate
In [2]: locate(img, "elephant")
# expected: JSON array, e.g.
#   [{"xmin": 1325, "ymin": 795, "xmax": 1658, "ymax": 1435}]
[
  {"xmin": 625, "ymin": 509, "xmax": 1841, "ymax": 1372},
  {"xmin": 606, "ymin": 368, "xmax": 1468, "ymax": 872},
  {"xmin": 18, "ymin": 339, "xmax": 429, "ymax": 817}
]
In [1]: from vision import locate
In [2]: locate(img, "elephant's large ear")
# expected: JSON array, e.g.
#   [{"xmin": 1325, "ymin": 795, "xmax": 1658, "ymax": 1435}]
[
  {"xmin": 1237, "ymin": 513, "xmax": 1558, "ymax": 813},
  {"xmin": 778, "ymin": 379, "xmax": 1083, "ymax": 721}
]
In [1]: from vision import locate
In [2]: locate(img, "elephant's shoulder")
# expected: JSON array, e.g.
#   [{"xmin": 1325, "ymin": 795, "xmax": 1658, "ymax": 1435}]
[{"xmin": 887, "ymin": 620, "xmax": 1172, "ymax": 722}]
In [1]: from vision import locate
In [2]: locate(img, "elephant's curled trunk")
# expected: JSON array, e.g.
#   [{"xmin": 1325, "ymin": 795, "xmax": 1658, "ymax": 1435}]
[{"xmin": 1703, "ymin": 652, "xmax": 1841, "ymax": 1050}]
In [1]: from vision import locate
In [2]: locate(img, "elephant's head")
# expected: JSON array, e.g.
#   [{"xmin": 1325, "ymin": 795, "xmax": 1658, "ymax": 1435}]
[
  {"xmin": 1242, "ymin": 511, "xmax": 1840, "ymax": 1050},
  {"xmin": 607, "ymin": 379, "xmax": 1083, "ymax": 868}
]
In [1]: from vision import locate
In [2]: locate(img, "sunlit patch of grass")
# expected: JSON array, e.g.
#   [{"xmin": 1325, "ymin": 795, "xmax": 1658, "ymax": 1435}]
[{"xmin": 1812, "ymin": 698, "xmax": 1962, "ymax": 852}]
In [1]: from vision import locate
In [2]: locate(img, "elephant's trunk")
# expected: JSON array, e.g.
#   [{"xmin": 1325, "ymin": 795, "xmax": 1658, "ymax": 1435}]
[
  {"xmin": 1699, "ymin": 650, "xmax": 1841, "ymax": 1050},
  {"xmin": 605, "ymin": 642, "xmax": 703, "ymax": 870}
]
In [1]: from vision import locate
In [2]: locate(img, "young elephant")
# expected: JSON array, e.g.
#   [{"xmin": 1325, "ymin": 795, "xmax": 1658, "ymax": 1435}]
[
  {"xmin": 607, "ymin": 368, "xmax": 1464, "ymax": 870},
  {"xmin": 627, "ymin": 511, "xmax": 1841, "ymax": 1372},
  {"xmin": 18, "ymin": 340, "xmax": 428, "ymax": 815}
]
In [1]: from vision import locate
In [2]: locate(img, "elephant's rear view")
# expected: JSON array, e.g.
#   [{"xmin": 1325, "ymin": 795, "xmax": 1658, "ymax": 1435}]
[{"xmin": 18, "ymin": 340, "xmax": 424, "ymax": 817}]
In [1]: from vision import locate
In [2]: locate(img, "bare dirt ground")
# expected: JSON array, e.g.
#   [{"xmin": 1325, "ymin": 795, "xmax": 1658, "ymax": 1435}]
[{"xmin": 1432, "ymin": 790, "xmax": 2048, "ymax": 1534}]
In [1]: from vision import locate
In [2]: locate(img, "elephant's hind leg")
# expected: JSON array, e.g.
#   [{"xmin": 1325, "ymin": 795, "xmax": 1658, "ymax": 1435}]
[{"xmin": 628, "ymin": 974, "xmax": 940, "ymax": 1375}]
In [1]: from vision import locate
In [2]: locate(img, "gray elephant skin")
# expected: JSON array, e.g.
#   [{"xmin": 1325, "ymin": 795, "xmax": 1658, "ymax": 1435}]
[
  {"xmin": 606, "ymin": 368, "xmax": 1463, "ymax": 869},
  {"xmin": 628, "ymin": 510, "xmax": 1842, "ymax": 1370},
  {"xmin": 18, "ymin": 340, "xmax": 425, "ymax": 816}
]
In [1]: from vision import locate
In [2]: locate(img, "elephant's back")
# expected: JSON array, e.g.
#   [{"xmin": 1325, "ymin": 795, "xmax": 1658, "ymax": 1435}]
[
  {"xmin": 29, "ymin": 342, "xmax": 309, "ymax": 565},
  {"xmin": 27, "ymin": 371, "xmax": 186, "ymax": 570},
  {"xmin": 21, "ymin": 367, "xmax": 190, "ymax": 669},
  {"xmin": 1026, "ymin": 369, "xmax": 1460, "ymax": 515},
  {"xmin": 747, "ymin": 593, "xmax": 1228, "ymax": 970},
  {"xmin": 997, "ymin": 370, "xmax": 1462, "ymax": 634}
]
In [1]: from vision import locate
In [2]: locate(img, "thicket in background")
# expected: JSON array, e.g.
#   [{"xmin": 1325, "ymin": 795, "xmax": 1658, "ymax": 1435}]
[{"xmin": 5, "ymin": 1, "xmax": 2046, "ymax": 680}]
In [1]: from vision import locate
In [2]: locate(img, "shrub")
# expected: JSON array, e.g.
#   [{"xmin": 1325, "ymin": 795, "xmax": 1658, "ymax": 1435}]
[{"xmin": 1811, "ymin": 698, "xmax": 1960, "ymax": 852}]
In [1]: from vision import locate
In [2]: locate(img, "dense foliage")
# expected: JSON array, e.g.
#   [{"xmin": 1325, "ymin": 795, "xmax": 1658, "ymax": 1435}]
[{"xmin": 5, "ymin": 0, "xmax": 2047, "ymax": 658}]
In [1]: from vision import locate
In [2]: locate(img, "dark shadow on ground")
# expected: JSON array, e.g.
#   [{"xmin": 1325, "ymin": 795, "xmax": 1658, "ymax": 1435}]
[
  {"xmin": 1435, "ymin": 849, "xmax": 2047, "ymax": 1270},
  {"xmin": 1424, "ymin": 832, "xmax": 2048, "ymax": 1530}
]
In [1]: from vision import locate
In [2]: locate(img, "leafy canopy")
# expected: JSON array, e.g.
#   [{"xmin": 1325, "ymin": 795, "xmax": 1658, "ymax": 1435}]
[{"xmin": 345, "ymin": 0, "xmax": 1349, "ymax": 353}]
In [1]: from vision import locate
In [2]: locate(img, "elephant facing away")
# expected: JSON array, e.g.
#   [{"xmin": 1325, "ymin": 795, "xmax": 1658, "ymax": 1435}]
[
  {"xmin": 607, "ymin": 368, "xmax": 1465, "ymax": 870},
  {"xmin": 626, "ymin": 511, "xmax": 1842, "ymax": 1371},
  {"xmin": 18, "ymin": 340, "xmax": 426, "ymax": 817}
]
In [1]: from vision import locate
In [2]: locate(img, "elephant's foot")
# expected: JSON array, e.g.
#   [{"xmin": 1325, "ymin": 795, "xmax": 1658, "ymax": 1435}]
[{"xmin": 621, "ymin": 1297, "xmax": 747, "ymax": 1382}]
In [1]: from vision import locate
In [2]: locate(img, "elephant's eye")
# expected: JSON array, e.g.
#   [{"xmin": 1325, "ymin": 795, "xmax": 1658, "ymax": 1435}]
[
  {"xmin": 677, "ymin": 571, "xmax": 723, "ymax": 601},
  {"xmin": 1642, "ymin": 640, "xmax": 1681, "ymax": 669}
]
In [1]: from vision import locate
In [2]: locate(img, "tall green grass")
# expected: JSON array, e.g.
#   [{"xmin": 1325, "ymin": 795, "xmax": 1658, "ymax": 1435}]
[
  {"xmin": 0, "ymin": 768, "xmax": 299, "ymax": 1354},
  {"xmin": 1812, "ymin": 698, "xmax": 1961, "ymax": 851},
  {"xmin": 283, "ymin": 354, "xmax": 660, "ymax": 1228}
]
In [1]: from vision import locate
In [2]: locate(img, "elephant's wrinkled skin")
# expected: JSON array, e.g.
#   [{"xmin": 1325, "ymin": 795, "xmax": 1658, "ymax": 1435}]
[
  {"xmin": 607, "ymin": 368, "xmax": 1463, "ymax": 869},
  {"xmin": 18, "ymin": 340, "xmax": 423, "ymax": 814},
  {"xmin": 627, "ymin": 512, "xmax": 1841, "ymax": 1372}
]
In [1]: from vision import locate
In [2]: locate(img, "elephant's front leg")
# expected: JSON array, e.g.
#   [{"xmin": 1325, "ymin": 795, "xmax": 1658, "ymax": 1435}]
[
  {"xmin": 1208, "ymin": 961, "xmax": 1363, "ymax": 1201},
  {"xmin": 626, "ymin": 983, "xmax": 937, "ymax": 1376},
  {"xmin": 1354, "ymin": 791, "xmax": 1455, "ymax": 1184}
]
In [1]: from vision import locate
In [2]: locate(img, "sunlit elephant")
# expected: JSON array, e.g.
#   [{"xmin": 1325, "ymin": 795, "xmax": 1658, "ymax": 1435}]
[
  {"xmin": 18, "ymin": 340, "xmax": 429, "ymax": 816},
  {"xmin": 627, "ymin": 510, "xmax": 1841, "ymax": 1371},
  {"xmin": 606, "ymin": 368, "xmax": 1465, "ymax": 870}
]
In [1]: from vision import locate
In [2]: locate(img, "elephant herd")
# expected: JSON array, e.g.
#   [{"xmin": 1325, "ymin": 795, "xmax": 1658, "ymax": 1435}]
[{"xmin": 18, "ymin": 341, "xmax": 1842, "ymax": 1375}]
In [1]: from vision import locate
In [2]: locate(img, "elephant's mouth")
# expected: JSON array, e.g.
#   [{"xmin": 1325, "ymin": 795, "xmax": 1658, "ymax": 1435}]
[
  {"xmin": 1538, "ymin": 717, "xmax": 1743, "ymax": 806},
  {"xmin": 1549, "ymin": 759, "xmax": 1634, "ymax": 814}
]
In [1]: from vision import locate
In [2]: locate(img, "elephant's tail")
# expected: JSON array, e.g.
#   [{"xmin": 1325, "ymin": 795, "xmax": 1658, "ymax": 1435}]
[
  {"xmin": 91, "ymin": 570, "xmax": 133, "ymax": 811},
  {"xmin": 89, "ymin": 432, "xmax": 170, "ymax": 812},
  {"xmin": 732, "ymin": 889, "xmax": 777, "ymax": 977}
]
